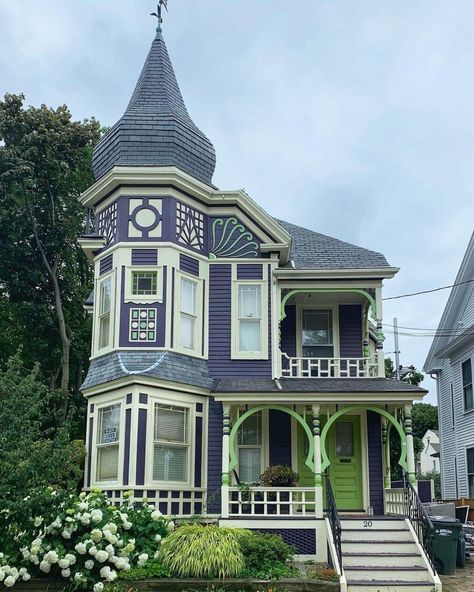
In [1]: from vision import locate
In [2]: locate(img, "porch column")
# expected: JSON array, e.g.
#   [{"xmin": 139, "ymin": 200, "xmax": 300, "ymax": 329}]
[
  {"xmin": 221, "ymin": 404, "xmax": 231, "ymax": 518},
  {"xmin": 375, "ymin": 286, "xmax": 385, "ymax": 377},
  {"xmin": 312, "ymin": 404, "xmax": 323, "ymax": 518},
  {"xmin": 382, "ymin": 417, "xmax": 391, "ymax": 488},
  {"xmin": 404, "ymin": 404, "xmax": 416, "ymax": 486}
]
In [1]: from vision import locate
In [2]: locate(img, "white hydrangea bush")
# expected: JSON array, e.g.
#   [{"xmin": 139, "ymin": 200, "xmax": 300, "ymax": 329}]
[{"xmin": 0, "ymin": 489, "xmax": 174, "ymax": 589}]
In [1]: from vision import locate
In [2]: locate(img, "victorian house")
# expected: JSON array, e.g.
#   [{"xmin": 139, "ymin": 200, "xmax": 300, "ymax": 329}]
[{"xmin": 78, "ymin": 18, "xmax": 441, "ymax": 592}]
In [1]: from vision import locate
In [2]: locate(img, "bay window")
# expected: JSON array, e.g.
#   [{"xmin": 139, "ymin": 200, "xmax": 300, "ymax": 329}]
[
  {"xmin": 179, "ymin": 277, "xmax": 197, "ymax": 351},
  {"xmin": 153, "ymin": 404, "xmax": 189, "ymax": 482},
  {"xmin": 96, "ymin": 404, "xmax": 121, "ymax": 482},
  {"xmin": 98, "ymin": 276, "xmax": 112, "ymax": 350},
  {"xmin": 238, "ymin": 411, "xmax": 263, "ymax": 483}
]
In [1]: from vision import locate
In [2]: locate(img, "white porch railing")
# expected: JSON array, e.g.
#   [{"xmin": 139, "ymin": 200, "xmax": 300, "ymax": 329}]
[
  {"xmin": 281, "ymin": 352, "xmax": 378, "ymax": 378},
  {"xmin": 384, "ymin": 488, "xmax": 406, "ymax": 516},
  {"xmin": 228, "ymin": 487, "xmax": 317, "ymax": 516}
]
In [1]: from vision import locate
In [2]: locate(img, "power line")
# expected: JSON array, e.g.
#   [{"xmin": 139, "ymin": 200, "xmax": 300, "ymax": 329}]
[{"xmin": 382, "ymin": 278, "xmax": 474, "ymax": 301}]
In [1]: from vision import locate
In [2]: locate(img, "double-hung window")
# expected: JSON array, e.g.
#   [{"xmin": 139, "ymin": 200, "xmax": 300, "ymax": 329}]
[
  {"xmin": 180, "ymin": 278, "xmax": 197, "ymax": 350},
  {"xmin": 153, "ymin": 404, "xmax": 189, "ymax": 483},
  {"xmin": 462, "ymin": 359, "xmax": 473, "ymax": 411},
  {"xmin": 237, "ymin": 411, "xmax": 262, "ymax": 483},
  {"xmin": 96, "ymin": 404, "xmax": 121, "ymax": 482},
  {"xmin": 98, "ymin": 276, "xmax": 112, "ymax": 350},
  {"xmin": 233, "ymin": 283, "xmax": 267, "ymax": 358},
  {"xmin": 468, "ymin": 448, "xmax": 474, "ymax": 498}
]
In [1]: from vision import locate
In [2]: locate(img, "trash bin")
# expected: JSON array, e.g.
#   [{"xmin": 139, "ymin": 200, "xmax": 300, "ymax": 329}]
[
  {"xmin": 431, "ymin": 515, "xmax": 462, "ymax": 575},
  {"xmin": 457, "ymin": 528, "xmax": 466, "ymax": 568}
]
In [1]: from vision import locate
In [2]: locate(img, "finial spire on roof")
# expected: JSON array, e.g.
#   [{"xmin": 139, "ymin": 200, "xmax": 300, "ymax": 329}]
[{"xmin": 151, "ymin": 0, "xmax": 168, "ymax": 34}]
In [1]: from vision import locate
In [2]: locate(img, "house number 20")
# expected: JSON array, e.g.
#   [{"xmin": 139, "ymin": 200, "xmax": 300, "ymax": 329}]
[{"xmin": 363, "ymin": 520, "xmax": 373, "ymax": 528}]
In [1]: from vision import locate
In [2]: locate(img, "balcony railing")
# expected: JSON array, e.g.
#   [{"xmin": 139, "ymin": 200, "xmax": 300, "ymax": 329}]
[
  {"xmin": 281, "ymin": 352, "xmax": 378, "ymax": 378},
  {"xmin": 228, "ymin": 486, "xmax": 316, "ymax": 517}
]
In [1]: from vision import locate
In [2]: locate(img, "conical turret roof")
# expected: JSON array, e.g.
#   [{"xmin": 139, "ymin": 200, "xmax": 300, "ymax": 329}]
[{"xmin": 92, "ymin": 29, "xmax": 216, "ymax": 184}]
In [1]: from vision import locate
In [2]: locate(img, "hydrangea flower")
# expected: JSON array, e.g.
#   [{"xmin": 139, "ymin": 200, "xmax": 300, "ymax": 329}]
[
  {"xmin": 93, "ymin": 582, "xmax": 104, "ymax": 592},
  {"xmin": 90, "ymin": 509, "xmax": 103, "ymax": 523}
]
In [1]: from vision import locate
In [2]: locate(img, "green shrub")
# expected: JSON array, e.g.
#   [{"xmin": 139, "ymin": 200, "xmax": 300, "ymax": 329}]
[
  {"xmin": 259, "ymin": 465, "xmax": 299, "ymax": 487},
  {"xmin": 117, "ymin": 559, "xmax": 170, "ymax": 580},
  {"xmin": 238, "ymin": 531, "xmax": 295, "ymax": 570},
  {"xmin": 159, "ymin": 524, "xmax": 245, "ymax": 579}
]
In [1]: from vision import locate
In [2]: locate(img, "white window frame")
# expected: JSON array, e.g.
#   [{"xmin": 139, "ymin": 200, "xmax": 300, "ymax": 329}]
[
  {"xmin": 93, "ymin": 401, "xmax": 124, "ymax": 486},
  {"xmin": 147, "ymin": 399, "xmax": 195, "ymax": 488},
  {"xmin": 174, "ymin": 271, "xmax": 203, "ymax": 356},
  {"xmin": 234, "ymin": 409, "xmax": 269, "ymax": 484},
  {"xmin": 95, "ymin": 271, "xmax": 115, "ymax": 354},
  {"xmin": 125, "ymin": 266, "xmax": 163, "ymax": 303},
  {"xmin": 296, "ymin": 303, "xmax": 340, "ymax": 358},
  {"xmin": 462, "ymin": 356, "xmax": 473, "ymax": 413},
  {"xmin": 231, "ymin": 275, "xmax": 268, "ymax": 360}
]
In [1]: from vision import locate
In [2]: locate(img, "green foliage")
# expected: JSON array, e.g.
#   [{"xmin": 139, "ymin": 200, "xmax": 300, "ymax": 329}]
[
  {"xmin": 237, "ymin": 531, "xmax": 295, "ymax": 580},
  {"xmin": 0, "ymin": 351, "xmax": 85, "ymax": 504},
  {"xmin": 306, "ymin": 562, "xmax": 339, "ymax": 582},
  {"xmin": 385, "ymin": 357, "xmax": 424, "ymax": 386},
  {"xmin": 0, "ymin": 489, "xmax": 173, "ymax": 589},
  {"xmin": 259, "ymin": 465, "xmax": 299, "ymax": 487},
  {"xmin": 117, "ymin": 559, "xmax": 170, "ymax": 581},
  {"xmin": 159, "ymin": 524, "xmax": 245, "ymax": 579}
]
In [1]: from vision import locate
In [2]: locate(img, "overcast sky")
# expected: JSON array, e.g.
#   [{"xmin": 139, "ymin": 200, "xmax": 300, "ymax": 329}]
[{"xmin": 2, "ymin": 0, "xmax": 474, "ymax": 403}]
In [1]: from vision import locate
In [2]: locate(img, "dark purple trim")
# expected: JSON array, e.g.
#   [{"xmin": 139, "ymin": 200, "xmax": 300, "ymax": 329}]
[
  {"xmin": 179, "ymin": 253, "xmax": 200, "ymax": 276},
  {"xmin": 280, "ymin": 305, "xmax": 297, "ymax": 358},
  {"xmin": 126, "ymin": 393, "xmax": 133, "ymax": 405},
  {"xmin": 123, "ymin": 409, "xmax": 131, "ymax": 486},
  {"xmin": 237, "ymin": 264, "xmax": 263, "ymax": 279},
  {"xmin": 90, "ymin": 403, "xmax": 95, "ymax": 413},
  {"xmin": 196, "ymin": 403, "xmax": 203, "ymax": 413},
  {"xmin": 131, "ymin": 249, "xmax": 158, "ymax": 266},
  {"xmin": 339, "ymin": 304, "xmax": 363, "ymax": 358},
  {"xmin": 367, "ymin": 411, "xmax": 384, "ymax": 515},
  {"xmin": 136, "ymin": 409, "xmax": 147, "ymax": 486},
  {"xmin": 202, "ymin": 278, "xmax": 206, "ymax": 357},
  {"xmin": 195, "ymin": 416, "xmax": 203, "ymax": 487},
  {"xmin": 100, "ymin": 254, "xmax": 113, "ymax": 275},
  {"xmin": 206, "ymin": 398, "xmax": 223, "ymax": 513},
  {"xmin": 170, "ymin": 268, "xmax": 175, "ymax": 348},
  {"xmin": 269, "ymin": 410, "xmax": 292, "ymax": 466},
  {"xmin": 86, "ymin": 417, "xmax": 93, "ymax": 488},
  {"xmin": 139, "ymin": 393, "xmax": 148, "ymax": 404}
]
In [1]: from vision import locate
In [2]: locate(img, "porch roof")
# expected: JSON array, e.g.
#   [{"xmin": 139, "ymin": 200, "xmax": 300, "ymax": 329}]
[{"xmin": 211, "ymin": 377, "xmax": 427, "ymax": 394}]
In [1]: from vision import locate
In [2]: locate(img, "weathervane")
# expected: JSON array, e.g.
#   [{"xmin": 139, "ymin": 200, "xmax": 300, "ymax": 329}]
[{"xmin": 151, "ymin": 0, "xmax": 168, "ymax": 30}]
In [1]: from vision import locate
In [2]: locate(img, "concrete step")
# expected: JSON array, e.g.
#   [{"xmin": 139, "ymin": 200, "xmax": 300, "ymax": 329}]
[
  {"xmin": 341, "ymin": 518, "xmax": 407, "ymax": 530},
  {"xmin": 344, "ymin": 566, "xmax": 431, "ymax": 583},
  {"xmin": 347, "ymin": 582, "xmax": 435, "ymax": 592},
  {"xmin": 342, "ymin": 540, "xmax": 419, "ymax": 554},
  {"xmin": 342, "ymin": 528, "xmax": 412, "ymax": 542},
  {"xmin": 342, "ymin": 552, "xmax": 425, "ymax": 568}
]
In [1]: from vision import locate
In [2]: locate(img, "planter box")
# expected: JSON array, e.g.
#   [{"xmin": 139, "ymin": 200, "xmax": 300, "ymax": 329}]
[{"xmin": 8, "ymin": 578, "xmax": 340, "ymax": 592}]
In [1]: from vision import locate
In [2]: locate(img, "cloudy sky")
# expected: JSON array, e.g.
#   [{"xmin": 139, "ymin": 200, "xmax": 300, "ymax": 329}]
[{"xmin": 1, "ymin": 0, "xmax": 474, "ymax": 403}]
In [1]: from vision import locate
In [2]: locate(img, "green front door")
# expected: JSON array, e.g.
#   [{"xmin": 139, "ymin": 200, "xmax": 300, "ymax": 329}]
[{"xmin": 297, "ymin": 415, "xmax": 364, "ymax": 511}]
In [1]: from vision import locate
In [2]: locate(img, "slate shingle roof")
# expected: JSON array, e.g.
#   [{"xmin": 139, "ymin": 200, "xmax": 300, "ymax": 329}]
[
  {"xmin": 92, "ymin": 29, "xmax": 216, "ymax": 185},
  {"xmin": 81, "ymin": 351, "xmax": 213, "ymax": 391},
  {"xmin": 212, "ymin": 378, "xmax": 427, "ymax": 394},
  {"xmin": 275, "ymin": 219, "xmax": 390, "ymax": 270}
]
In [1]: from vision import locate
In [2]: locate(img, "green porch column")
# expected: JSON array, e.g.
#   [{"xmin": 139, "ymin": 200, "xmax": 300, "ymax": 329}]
[
  {"xmin": 404, "ymin": 404, "xmax": 417, "ymax": 486},
  {"xmin": 312, "ymin": 404, "xmax": 323, "ymax": 518},
  {"xmin": 221, "ymin": 404, "xmax": 231, "ymax": 518}
]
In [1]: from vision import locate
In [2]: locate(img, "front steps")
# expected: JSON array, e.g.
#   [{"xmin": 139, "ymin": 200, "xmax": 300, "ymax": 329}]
[{"xmin": 340, "ymin": 518, "xmax": 439, "ymax": 592}]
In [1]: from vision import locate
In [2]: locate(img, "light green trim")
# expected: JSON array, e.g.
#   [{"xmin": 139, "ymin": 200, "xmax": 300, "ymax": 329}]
[
  {"xmin": 320, "ymin": 406, "xmax": 407, "ymax": 473},
  {"xmin": 229, "ymin": 405, "xmax": 315, "ymax": 473},
  {"xmin": 280, "ymin": 288, "xmax": 377, "ymax": 321}
]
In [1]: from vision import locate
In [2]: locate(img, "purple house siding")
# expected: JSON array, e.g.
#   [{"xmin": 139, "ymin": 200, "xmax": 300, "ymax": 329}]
[
  {"xmin": 367, "ymin": 411, "xmax": 384, "ymax": 515},
  {"xmin": 195, "ymin": 416, "xmax": 203, "ymax": 487},
  {"xmin": 100, "ymin": 254, "xmax": 113, "ymax": 275},
  {"xmin": 269, "ymin": 410, "xmax": 292, "ymax": 466},
  {"xmin": 237, "ymin": 264, "xmax": 263, "ymax": 280},
  {"xmin": 119, "ymin": 266, "xmax": 167, "ymax": 347},
  {"xmin": 206, "ymin": 398, "xmax": 223, "ymax": 513},
  {"xmin": 207, "ymin": 264, "xmax": 272, "ymax": 377},
  {"xmin": 280, "ymin": 305, "xmax": 297, "ymax": 358},
  {"xmin": 131, "ymin": 249, "xmax": 158, "ymax": 266},
  {"xmin": 123, "ymin": 408, "xmax": 132, "ymax": 485},
  {"xmin": 339, "ymin": 304, "xmax": 363, "ymax": 357},
  {"xmin": 86, "ymin": 417, "xmax": 93, "ymax": 487},
  {"xmin": 136, "ymin": 409, "xmax": 147, "ymax": 486},
  {"xmin": 180, "ymin": 253, "xmax": 200, "ymax": 276}
]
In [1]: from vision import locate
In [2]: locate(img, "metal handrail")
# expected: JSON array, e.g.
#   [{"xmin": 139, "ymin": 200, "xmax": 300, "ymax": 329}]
[
  {"xmin": 403, "ymin": 473, "xmax": 436, "ymax": 573},
  {"xmin": 325, "ymin": 475, "xmax": 342, "ymax": 570}
]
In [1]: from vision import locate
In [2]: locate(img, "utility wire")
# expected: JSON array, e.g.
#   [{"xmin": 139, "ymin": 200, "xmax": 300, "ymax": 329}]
[{"xmin": 382, "ymin": 278, "xmax": 474, "ymax": 301}]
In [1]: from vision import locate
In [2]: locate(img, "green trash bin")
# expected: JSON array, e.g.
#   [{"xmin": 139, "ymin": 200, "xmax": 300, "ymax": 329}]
[{"xmin": 431, "ymin": 515, "xmax": 462, "ymax": 575}]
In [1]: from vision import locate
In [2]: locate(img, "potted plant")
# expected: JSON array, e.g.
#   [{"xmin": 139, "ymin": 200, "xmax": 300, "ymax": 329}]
[{"xmin": 259, "ymin": 465, "xmax": 299, "ymax": 514}]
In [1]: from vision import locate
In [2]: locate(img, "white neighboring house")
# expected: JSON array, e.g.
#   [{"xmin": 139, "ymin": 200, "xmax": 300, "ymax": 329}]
[
  {"xmin": 424, "ymin": 231, "xmax": 474, "ymax": 500},
  {"xmin": 418, "ymin": 429, "xmax": 440, "ymax": 475}
]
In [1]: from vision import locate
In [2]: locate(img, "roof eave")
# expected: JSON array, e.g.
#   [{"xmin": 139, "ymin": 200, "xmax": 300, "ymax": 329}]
[{"xmin": 273, "ymin": 267, "xmax": 399, "ymax": 280}]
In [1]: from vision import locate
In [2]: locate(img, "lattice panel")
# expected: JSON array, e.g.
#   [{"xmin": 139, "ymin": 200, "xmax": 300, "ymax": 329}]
[
  {"xmin": 98, "ymin": 202, "xmax": 118, "ymax": 244},
  {"xmin": 176, "ymin": 202, "xmax": 205, "ymax": 250}
]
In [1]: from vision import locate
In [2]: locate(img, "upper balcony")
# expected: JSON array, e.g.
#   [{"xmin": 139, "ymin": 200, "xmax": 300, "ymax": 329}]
[{"xmin": 276, "ymin": 286, "xmax": 385, "ymax": 379}]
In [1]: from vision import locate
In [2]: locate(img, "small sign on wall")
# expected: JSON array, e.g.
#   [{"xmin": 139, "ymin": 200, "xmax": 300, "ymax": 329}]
[{"xmin": 104, "ymin": 427, "xmax": 118, "ymax": 443}]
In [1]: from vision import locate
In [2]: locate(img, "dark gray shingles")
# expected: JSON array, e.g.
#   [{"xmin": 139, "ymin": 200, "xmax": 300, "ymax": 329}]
[
  {"xmin": 275, "ymin": 219, "xmax": 391, "ymax": 270},
  {"xmin": 212, "ymin": 377, "xmax": 427, "ymax": 394},
  {"xmin": 92, "ymin": 31, "xmax": 216, "ymax": 185}
]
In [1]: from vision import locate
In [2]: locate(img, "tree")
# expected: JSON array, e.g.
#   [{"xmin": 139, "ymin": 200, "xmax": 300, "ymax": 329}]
[
  {"xmin": 0, "ymin": 94, "xmax": 100, "ymax": 421},
  {"xmin": 385, "ymin": 356, "xmax": 424, "ymax": 386}
]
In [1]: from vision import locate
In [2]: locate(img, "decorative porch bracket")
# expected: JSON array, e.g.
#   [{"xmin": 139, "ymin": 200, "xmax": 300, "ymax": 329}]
[
  {"xmin": 228, "ymin": 405, "xmax": 315, "ymax": 473},
  {"xmin": 320, "ymin": 405, "xmax": 408, "ymax": 473}
]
